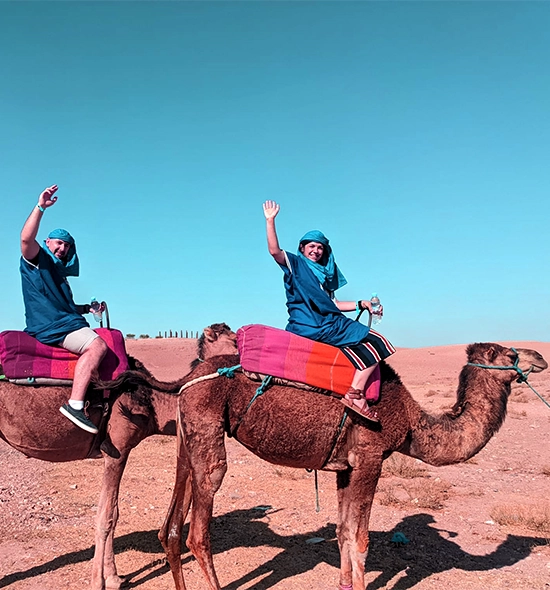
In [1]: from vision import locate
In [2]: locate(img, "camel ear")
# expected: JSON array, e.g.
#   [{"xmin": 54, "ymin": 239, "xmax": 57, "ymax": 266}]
[
  {"xmin": 203, "ymin": 327, "xmax": 216, "ymax": 342},
  {"xmin": 486, "ymin": 345, "xmax": 500, "ymax": 364}
]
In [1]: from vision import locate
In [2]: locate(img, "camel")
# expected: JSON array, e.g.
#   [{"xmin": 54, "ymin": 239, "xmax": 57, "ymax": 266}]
[
  {"xmin": 112, "ymin": 342, "xmax": 547, "ymax": 590},
  {"xmin": 0, "ymin": 323, "xmax": 237, "ymax": 590}
]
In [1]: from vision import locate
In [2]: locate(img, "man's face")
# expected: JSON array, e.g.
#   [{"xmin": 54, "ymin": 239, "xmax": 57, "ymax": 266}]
[
  {"xmin": 300, "ymin": 241, "xmax": 325, "ymax": 263},
  {"xmin": 46, "ymin": 238, "xmax": 71, "ymax": 260}
]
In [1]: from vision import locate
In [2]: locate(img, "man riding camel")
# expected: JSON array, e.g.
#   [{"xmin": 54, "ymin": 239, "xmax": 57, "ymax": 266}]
[{"xmin": 20, "ymin": 184, "xmax": 107, "ymax": 433}]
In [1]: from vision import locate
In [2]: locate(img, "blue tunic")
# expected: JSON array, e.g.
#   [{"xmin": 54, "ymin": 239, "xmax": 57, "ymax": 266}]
[
  {"xmin": 280, "ymin": 251, "xmax": 370, "ymax": 347},
  {"xmin": 20, "ymin": 247, "xmax": 89, "ymax": 345}
]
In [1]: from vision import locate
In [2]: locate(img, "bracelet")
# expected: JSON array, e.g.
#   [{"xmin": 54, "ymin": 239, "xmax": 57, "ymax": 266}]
[
  {"xmin": 356, "ymin": 300, "xmax": 362, "ymax": 312},
  {"xmin": 37, "ymin": 204, "xmax": 45, "ymax": 212}
]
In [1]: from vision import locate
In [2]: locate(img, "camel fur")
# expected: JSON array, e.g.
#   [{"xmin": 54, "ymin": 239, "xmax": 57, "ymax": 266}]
[
  {"xmin": 124, "ymin": 342, "xmax": 546, "ymax": 590},
  {"xmin": 0, "ymin": 323, "xmax": 237, "ymax": 590}
]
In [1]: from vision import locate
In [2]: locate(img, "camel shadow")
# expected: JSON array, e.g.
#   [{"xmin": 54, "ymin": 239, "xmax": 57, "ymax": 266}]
[
  {"xmin": 0, "ymin": 510, "xmax": 546, "ymax": 589},
  {"xmin": 366, "ymin": 514, "xmax": 549, "ymax": 590},
  {"xmin": 216, "ymin": 512, "xmax": 548, "ymax": 590}
]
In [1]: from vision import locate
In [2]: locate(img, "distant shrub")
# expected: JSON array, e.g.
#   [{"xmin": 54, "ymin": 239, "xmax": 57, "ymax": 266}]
[
  {"xmin": 139, "ymin": 334, "xmax": 150, "ymax": 339},
  {"xmin": 126, "ymin": 333, "xmax": 135, "ymax": 339}
]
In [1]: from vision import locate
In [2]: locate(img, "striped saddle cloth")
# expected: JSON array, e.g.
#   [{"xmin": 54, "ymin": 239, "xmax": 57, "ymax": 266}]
[
  {"xmin": 0, "ymin": 328, "xmax": 129, "ymax": 384},
  {"xmin": 236, "ymin": 324, "xmax": 380, "ymax": 401}
]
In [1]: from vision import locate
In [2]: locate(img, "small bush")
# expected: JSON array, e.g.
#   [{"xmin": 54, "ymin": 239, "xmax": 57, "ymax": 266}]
[
  {"xmin": 491, "ymin": 503, "xmax": 550, "ymax": 533},
  {"xmin": 126, "ymin": 333, "xmax": 135, "ymax": 339},
  {"xmin": 139, "ymin": 334, "xmax": 150, "ymax": 339},
  {"xmin": 407, "ymin": 478, "xmax": 450, "ymax": 510},
  {"xmin": 382, "ymin": 455, "xmax": 429, "ymax": 479}
]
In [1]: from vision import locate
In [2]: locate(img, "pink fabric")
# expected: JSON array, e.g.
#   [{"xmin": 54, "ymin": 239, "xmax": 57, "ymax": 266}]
[
  {"xmin": 237, "ymin": 324, "xmax": 380, "ymax": 400},
  {"xmin": 0, "ymin": 328, "xmax": 129, "ymax": 381}
]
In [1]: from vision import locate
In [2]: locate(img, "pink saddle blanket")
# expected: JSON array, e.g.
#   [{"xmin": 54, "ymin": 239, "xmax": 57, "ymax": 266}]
[
  {"xmin": 237, "ymin": 324, "xmax": 380, "ymax": 401},
  {"xmin": 0, "ymin": 328, "xmax": 129, "ymax": 382}
]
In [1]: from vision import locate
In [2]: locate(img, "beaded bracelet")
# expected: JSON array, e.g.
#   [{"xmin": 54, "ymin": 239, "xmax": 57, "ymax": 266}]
[
  {"xmin": 356, "ymin": 300, "xmax": 362, "ymax": 312},
  {"xmin": 37, "ymin": 204, "xmax": 45, "ymax": 212}
]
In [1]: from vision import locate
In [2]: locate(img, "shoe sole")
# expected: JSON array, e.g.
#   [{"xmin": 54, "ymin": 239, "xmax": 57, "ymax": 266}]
[{"xmin": 59, "ymin": 406, "xmax": 99, "ymax": 434}]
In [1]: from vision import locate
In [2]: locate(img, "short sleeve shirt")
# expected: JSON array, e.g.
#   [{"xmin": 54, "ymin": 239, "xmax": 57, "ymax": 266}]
[{"xmin": 20, "ymin": 247, "xmax": 89, "ymax": 345}]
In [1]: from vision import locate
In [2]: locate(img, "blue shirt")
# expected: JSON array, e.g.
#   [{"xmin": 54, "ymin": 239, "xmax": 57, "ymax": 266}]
[
  {"xmin": 280, "ymin": 251, "xmax": 370, "ymax": 347},
  {"xmin": 20, "ymin": 247, "xmax": 89, "ymax": 345}
]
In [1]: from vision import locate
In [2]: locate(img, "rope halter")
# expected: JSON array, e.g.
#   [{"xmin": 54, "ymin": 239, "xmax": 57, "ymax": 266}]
[{"xmin": 466, "ymin": 347, "xmax": 531, "ymax": 383}]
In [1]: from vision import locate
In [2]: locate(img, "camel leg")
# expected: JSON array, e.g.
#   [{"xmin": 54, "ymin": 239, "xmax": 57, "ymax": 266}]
[
  {"xmin": 336, "ymin": 457, "xmax": 382, "ymax": 590},
  {"xmin": 91, "ymin": 411, "xmax": 149, "ymax": 590},
  {"xmin": 158, "ymin": 439, "xmax": 193, "ymax": 590},
  {"xmin": 184, "ymin": 421, "xmax": 228, "ymax": 590},
  {"xmin": 90, "ymin": 448, "xmax": 128, "ymax": 590}
]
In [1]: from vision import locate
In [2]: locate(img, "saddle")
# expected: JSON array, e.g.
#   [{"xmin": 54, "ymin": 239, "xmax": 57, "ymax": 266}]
[
  {"xmin": 0, "ymin": 328, "xmax": 129, "ymax": 385},
  {"xmin": 237, "ymin": 324, "xmax": 380, "ymax": 402}
]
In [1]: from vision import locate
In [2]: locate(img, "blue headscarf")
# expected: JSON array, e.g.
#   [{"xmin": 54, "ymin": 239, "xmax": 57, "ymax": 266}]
[
  {"xmin": 298, "ymin": 230, "xmax": 347, "ymax": 292},
  {"xmin": 43, "ymin": 228, "xmax": 80, "ymax": 277}
]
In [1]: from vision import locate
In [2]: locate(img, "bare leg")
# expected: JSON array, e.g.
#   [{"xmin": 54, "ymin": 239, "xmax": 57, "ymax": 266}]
[
  {"xmin": 341, "ymin": 364, "xmax": 379, "ymax": 421},
  {"xmin": 350, "ymin": 364, "xmax": 377, "ymax": 392},
  {"xmin": 70, "ymin": 337, "xmax": 108, "ymax": 402}
]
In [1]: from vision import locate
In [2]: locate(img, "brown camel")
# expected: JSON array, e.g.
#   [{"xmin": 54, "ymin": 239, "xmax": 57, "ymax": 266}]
[
  {"xmin": 114, "ymin": 342, "xmax": 546, "ymax": 590},
  {"xmin": 0, "ymin": 323, "xmax": 237, "ymax": 590}
]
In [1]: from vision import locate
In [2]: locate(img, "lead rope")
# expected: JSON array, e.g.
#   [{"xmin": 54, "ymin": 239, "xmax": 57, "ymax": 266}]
[{"xmin": 467, "ymin": 347, "xmax": 550, "ymax": 410}]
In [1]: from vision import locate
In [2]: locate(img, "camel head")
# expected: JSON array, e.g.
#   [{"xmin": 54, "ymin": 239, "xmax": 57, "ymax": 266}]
[
  {"xmin": 196, "ymin": 323, "xmax": 238, "ymax": 365},
  {"xmin": 466, "ymin": 343, "xmax": 547, "ymax": 381}
]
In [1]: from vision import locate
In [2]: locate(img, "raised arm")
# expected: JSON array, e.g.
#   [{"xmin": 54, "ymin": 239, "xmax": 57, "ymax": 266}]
[
  {"xmin": 21, "ymin": 185, "xmax": 59, "ymax": 260},
  {"xmin": 263, "ymin": 200, "xmax": 286, "ymax": 265}
]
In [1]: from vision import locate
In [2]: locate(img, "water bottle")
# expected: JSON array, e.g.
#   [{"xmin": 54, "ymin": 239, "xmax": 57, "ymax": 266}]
[
  {"xmin": 90, "ymin": 297, "xmax": 102, "ymax": 323},
  {"xmin": 370, "ymin": 293, "xmax": 382, "ymax": 325}
]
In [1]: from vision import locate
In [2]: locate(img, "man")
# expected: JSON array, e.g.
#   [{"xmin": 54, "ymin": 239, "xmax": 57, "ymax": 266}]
[{"xmin": 20, "ymin": 185, "xmax": 108, "ymax": 434}]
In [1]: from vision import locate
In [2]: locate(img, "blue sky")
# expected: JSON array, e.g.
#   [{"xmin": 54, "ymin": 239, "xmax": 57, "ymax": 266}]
[{"xmin": 1, "ymin": 1, "xmax": 548, "ymax": 348}]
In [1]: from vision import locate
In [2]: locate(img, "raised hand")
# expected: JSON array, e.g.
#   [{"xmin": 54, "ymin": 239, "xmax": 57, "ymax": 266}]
[
  {"xmin": 38, "ymin": 185, "xmax": 59, "ymax": 209},
  {"xmin": 263, "ymin": 200, "xmax": 280, "ymax": 220}
]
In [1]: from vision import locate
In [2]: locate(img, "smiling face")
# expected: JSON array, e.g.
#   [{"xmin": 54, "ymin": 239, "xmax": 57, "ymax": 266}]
[
  {"xmin": 46, "ymin": 238, "xmax": 72, "ymax": 260},
  {"xmin": 300, "ymin": 241, "xmax": 325, "ymax": 263}
]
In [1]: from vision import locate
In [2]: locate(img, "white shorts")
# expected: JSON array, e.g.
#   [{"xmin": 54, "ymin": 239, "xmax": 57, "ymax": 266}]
[{"xmin": 61, "ymin": 327, "xmax": 99, "ymax": 354}]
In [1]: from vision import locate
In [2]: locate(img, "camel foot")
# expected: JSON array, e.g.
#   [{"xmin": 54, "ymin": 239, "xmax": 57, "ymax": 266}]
[
  {"xmin": 105, "ymin": 574, "xmax": 126, "ymax": 589},
  {"xmin": 339, "ymin": 584, "xmax": 353, "ymax": 590}
]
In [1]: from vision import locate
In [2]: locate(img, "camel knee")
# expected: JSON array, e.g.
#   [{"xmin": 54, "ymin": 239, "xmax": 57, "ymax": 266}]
[{"xmin": 207, "ymin": 460, "xmax": 227, "ymax": 490}]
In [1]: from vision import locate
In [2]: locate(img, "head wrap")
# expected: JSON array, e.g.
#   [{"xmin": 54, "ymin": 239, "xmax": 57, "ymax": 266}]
[
  {"xmin": 298, "ymin": 230, "xmax": 347, "ymax": 292},
  {"xmin": 44, "ymin": 228, "xmax": 80, "ymax": 277}
]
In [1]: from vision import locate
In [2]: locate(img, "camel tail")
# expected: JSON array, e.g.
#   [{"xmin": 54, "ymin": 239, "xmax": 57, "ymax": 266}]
[{"xmin": 94, "ymin": 371, "xmax": 182, "ymax": 394}]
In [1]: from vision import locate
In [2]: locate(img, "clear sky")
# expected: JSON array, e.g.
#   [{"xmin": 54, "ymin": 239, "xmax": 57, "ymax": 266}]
[{"xmin": 1, "ymin": 1, "xmax": 548, "ymax": 348}]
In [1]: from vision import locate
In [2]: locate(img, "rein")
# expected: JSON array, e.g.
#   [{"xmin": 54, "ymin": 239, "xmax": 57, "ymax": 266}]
[{"xmin": 467, "ymin": 347, "xmax": 550, "ymax": 410}]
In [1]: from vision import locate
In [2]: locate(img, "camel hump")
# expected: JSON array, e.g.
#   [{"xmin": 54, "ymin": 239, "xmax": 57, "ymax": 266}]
[
  {"xmin": 0, "ymin": 329, "xmax": 129, "ymax": 384},
  {"xmin": 236, "ymin": 324, "xmax": 380, "ymax": 401}
]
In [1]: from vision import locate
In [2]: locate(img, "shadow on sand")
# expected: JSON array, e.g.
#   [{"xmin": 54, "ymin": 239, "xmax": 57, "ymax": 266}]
[{"xmin": 1, "ymin": 510, "xmax": 547, "ymax": 589}]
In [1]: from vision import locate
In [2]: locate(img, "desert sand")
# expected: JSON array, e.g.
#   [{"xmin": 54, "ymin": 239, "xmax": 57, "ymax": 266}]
[{"xmin": 1, "ymin": 337, "xmax": 549, "ymax": 589}]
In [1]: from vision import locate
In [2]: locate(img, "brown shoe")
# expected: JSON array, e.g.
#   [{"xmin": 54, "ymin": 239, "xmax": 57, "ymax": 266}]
[{"xmin": 340, "ymin": 388, "xmax": 379, "ymax": 423}]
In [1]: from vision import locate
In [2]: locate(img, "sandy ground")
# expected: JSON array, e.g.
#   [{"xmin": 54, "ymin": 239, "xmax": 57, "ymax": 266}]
[{"xmin": 1, "ymin": 337, "xmax": 549, "ymax": 590}]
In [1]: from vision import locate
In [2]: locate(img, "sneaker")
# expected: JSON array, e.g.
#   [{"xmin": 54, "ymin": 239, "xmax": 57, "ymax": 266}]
[{"xmin": 59, "ymin": 404, "xmax": 99, "ymax": 434}]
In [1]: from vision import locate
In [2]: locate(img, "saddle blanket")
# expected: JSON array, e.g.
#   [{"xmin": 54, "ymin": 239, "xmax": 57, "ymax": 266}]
[
  {"xmin": 237, "ymin": 324, "xmax": 380, "ymax": 401},
  {"xmin": 0, "ymin": 328, "xmax": 129, "ymax": 382}
]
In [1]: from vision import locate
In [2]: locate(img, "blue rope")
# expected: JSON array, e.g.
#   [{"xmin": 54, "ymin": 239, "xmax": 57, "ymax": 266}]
[{"xmin": 217, "ymin": 364, "xmax": 241, "ymax": 378}]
